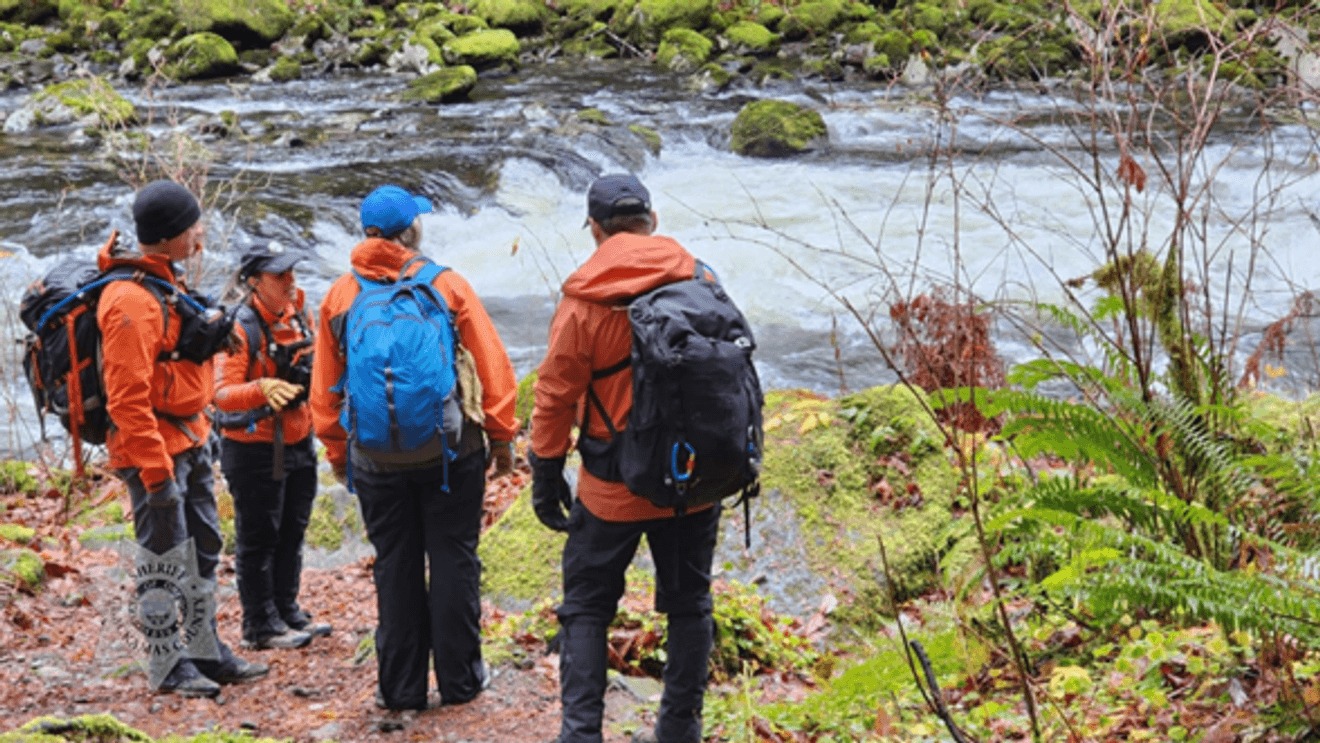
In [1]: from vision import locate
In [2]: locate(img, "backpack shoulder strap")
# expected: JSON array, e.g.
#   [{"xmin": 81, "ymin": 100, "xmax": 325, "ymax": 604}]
[
  {"xmin": 98, "ymin": 267, "xmax": 172, "ymax": 337},
  {"xmin": 233, "ymin": 304, "xmax": 269, "ymax": 364}
]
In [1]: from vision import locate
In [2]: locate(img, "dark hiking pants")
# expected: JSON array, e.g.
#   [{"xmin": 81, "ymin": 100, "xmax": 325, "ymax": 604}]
[
  {"xmin": 556, "ymin": 501, "xmax": 721, "ymax": 743},
  {"xmin": 353, "ymin": 450, "xmax": 487, "ymax": 709},
  {"xmin": 220, "ymin": 436, "xmax": 318, "ymax": 637},
  {"xmin": 118, "ymin": 445, "xmax": 227, "ymax": 677}
]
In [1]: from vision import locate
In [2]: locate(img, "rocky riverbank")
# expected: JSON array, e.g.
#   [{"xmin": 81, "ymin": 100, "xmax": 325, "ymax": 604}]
[{"xmin": 2, "ymin": 0, "xmax": 1318, "ymax": 156}]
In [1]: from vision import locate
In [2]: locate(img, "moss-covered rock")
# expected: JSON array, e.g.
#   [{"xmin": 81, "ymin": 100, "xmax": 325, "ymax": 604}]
[
  {"xmin": 0, "ymin": 523, "xmax": 35, "ymax": 544},
  {"xmin": 119, "ymin": 6, "xmax": 179, "ymax": 44},
  {"xmin": 0, "ymin": 0, "xmax": 56, "ymax": 25},
  {"xmin": 730, "ymin": 99, "xmax": 827, "ymax": 158},
  {"xmin": 175, "ymin": 0, "xmax": 295, "ymax": 47},
  {"xmin": 576, "ymin": 107, "xmax": 611, "ymax": 125},
  {"xmin": 655, "ymin": 27, "xmax": 712, "ymax": 72},
  {"xmin": 468, "ymin": 0, "xmax": 552, "ymax": 35},
  {"xmin": 0, "ymin": 461, "xmax": 38, "ymax": 495},
  {"xmin": 32, "ymin": 77, "xmax": 137, "ymax": 129},
  {"xmin": 2, "ymin": 714, "xmax": 151, "ymax": 742},
  {"xmin": 776, "ymin": 0, "xmax": 846, "ymax": 40},
  {"xmin": 0, "ymin": 548, "xmax": 44, "ymax": 590},
  {"xmin": 479, "ymin": 487, "xmax": 565, "ymax": 609},
  {"xmin": 722, "ymin": 20, "xmax": 777, "ymax": 54},
  {"xmin": 268, "ymin": 55, "xmax": 302, "ymax": 82},
  {"xmin": 167, "ymin": 31, "xmax": 240, "ymax": 80},
  {"xmin": 628, "ymin": 123, "xmax": 662, "ymax": 156},
  {"xmin": 401, "ymin": 66, "xmax": 478, "ymax": 103},
  {"xmin": 635, "ymin": 0, "xmax": 714, "ymax": 41},
  {"xmin": 443, "ymin": 28, "xmax": 520, "ymax": 70}
]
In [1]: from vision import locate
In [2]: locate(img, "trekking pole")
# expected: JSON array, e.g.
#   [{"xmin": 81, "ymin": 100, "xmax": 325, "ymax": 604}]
[{"xmin": 909, "ymin": 639, "xmax": 973, "ymax": 743}]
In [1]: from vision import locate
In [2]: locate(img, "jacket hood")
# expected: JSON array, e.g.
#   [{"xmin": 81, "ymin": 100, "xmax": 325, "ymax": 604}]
[
  {"xmin": 562, "ymin": 233, "xmax": 695, "ymax": 304},
  {"xmin": 349, "ymin": 237, "xmax": 420, "ymax": 282},
  {"xmin": 95, "ymin": 230, "xmax": 178, "ymax": 283}
]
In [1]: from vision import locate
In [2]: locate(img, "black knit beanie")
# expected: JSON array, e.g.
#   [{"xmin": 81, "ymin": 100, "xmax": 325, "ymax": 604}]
[{"xmin": 133, "ymin": 180, "xmax": 201, "ymax": 244}]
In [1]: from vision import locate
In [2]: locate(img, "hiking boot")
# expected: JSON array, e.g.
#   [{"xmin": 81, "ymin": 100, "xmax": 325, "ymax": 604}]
[
  {"xmin": 242, "ymin": 626, "xmax": 312, "ymax": 650},
  {"xmin": 374, "ymin": 690, "xmax": 436, "ymax": 712},
  {"xmin": 194, "ymin": 655, "xmax": 270, "ymax": 685},
  {"xmin": 283, "ymin": 609, "xmax": 332, "ymax": 638},
  {"xmin": 441, "ymin": 660, "xmax": 491, "ymax": 706},
  {"xmin": 157, "ymin": 659, "xmax": 221, "ymax": 698}
]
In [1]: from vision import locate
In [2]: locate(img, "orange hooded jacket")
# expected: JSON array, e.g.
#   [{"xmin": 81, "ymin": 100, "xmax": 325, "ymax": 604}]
[
  {"xmin": 531, "ymin": 232, "xmax": 713, "ymax": 523},
  {"xmin": 212, "ymin": 289, "xmax": 314, "ymax": 446},
  {"xmin": 309, "ymin": 237, "xmax": 519, "ymax": 471},
  {"xmin": 95, "ymin": 234, "xmax": 214, "ymax": 492}
]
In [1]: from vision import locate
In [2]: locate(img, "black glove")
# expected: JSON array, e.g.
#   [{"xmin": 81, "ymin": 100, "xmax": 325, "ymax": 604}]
[
  {"xmin": 529, "ymin": 452, "xmax": 571, "ymax": 532},
  {"xmin": 147, "ymin": 478, "xmax": 182, "ymax": 510}
]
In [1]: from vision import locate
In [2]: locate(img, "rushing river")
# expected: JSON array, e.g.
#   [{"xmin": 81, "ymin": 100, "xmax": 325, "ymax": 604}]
[{"xmin": 1, "ymin": 61, "xmax": 1318, "ymax": 458}]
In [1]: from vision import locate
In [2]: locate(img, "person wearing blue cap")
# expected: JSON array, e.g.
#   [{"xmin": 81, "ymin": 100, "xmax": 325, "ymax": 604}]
[
  {"xmin": 532, "ymin": 173, "xmax": 729, "ymax": 743},
  {"xmin": 214, "ymin": 241, "xmax": 330, "ymax": 652},
  {"xmin": 309, "ymin": 184, "xmax": 519, "ymax": 711}
]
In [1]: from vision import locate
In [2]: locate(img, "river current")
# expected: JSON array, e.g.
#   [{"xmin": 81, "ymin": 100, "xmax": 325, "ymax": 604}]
[{"xmin": 1, "ymin": 61, "xmax": 1318, "ymax": 458}]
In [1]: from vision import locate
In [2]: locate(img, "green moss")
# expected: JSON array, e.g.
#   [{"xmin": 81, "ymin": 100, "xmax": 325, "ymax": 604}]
[
  {"xmin": 910, "ymin": 2, "xmax": 946, "ymax": 34},
  {"xmin": 515, "ymin": 372, "xmax": 537, "ymax": 431},
  {"xmin": 268, "ymin": 55, "xmax": 301, "ymax": 82},
  {"xmin": 0, "ymin": 0, "xmax": 56, "ymax": 24},
  {"xmin": 175, "ymin": 0, "xmax": 295, "ymax": 47},
  {"xmin": 443, "ymin": 28, "xmax": 520, "ymax": 69},
  {"xmin": 655, "ymin": 27, "xmax": 712, "ymax": 72},
  {"xmin": 776, "ymin": 0, "xmax": 846, "ymax": 40},
  {"xmin": 730, "ymin": 99, "xmax": 827, "ymax": 158},
  {"xmin": 166, "ymin": 31, "xmax": 240, "ymax": 80},
  {"xmin": 723, "ymin": 20, "xmax": 777, "ymax": 54},
  {"xmin": 0, "ymin": 461, "xmax": 38, "ymax": 496},
  {"xmin": 635, "ymin": 0, "xmax": 714, "ymax": 40},
  {"xmin": 467, "ymin": 0, "xmax": 552, "ymax": 34},
  {"xmin": 34, "ymin": 77, "xmax": 138, "ymax": 129},
  {"xmin": 1, "ymin": 549, "xmax": 44, "ymax": 590},
  {"xmin": 577, "ymin": 107, "xmax": 611, "ymax": 125},
  {"xmin": 628, "ymin": 123, "xmax": 662, "ymax": 156},
  {"xmin": 558, "ymin": 0, "xmax": 629, "ymax": 22},
  {"xmin": 402, "ymin": 66, "xmax": 479, "ymax": 103},
  {"xmin": 872, "ymin": 29, "xmax": 910, "ymax": 64},
  {"xmin": 0, "ymin": 524, "xmax": 35, "ymax": 544},
  {"xmin": 11, "ymin": 713, "xmax": 151, "ymax": 741},
  {"xmin": 305, "ymin": 493, "xmax": 346, "ymax": 551},
  {"xmin": 479, "ymin": 487, "xmax": 565, "ymax": 609},
  {"xmin": 78, "ymin": 523, "xmax": 134, "ymax": 550}
]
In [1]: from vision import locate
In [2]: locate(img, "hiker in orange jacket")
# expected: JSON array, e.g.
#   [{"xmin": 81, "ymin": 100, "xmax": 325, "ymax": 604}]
[
  {"xmin": 531, "ymin": 174, "xmax": 721, "ymax": 743},
  {"xmin": 309, "ymin": 184, "xmax": 518, "ymax": 711},
  {"xmin": 98, "ymin": 179, "xmax": 267, "ymax": 698},
  {"xmin": 214, "ymin": 242, "xmax": 331, "ymax": 652}
]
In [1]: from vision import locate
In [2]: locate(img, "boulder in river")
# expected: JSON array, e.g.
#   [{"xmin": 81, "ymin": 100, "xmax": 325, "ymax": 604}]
[
  {"xmin": 167, "ymin": 32, "xmax": 241, "ymax": 81},
  {"xmin": 443, "ymin": 28, "xmax": 520, "ymax": 70},
  {"xmin": 401, "ymin": 65, "xmax": 479, "ymax": 104},
  {"xmin": 730, "ymin": 98, "xmax": 827, "ymax": 158}
]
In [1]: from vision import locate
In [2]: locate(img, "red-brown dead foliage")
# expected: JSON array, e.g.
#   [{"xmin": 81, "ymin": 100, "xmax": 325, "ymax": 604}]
[{"xmin": 889, "ymin": 290, "xmax": 1005, "ymax": 433}]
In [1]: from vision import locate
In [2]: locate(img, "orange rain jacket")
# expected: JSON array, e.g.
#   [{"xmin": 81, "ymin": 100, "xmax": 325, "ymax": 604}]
[
  {"xmin": 95, "ymin": 235, "xmax": 213, "ymax": 492},
  {"xmin": 532, "ymin": 232, "xmax": 714, "ymax": 523},
  {"xmin": 309, "ymin": 237, "xmax": 519, "ymax": 471},
  {"xmin": 212, "ymin": 289, "xmax": 314, "ymax": 446}
]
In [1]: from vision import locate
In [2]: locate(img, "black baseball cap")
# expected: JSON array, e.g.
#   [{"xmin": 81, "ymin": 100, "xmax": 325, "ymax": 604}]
[
  {"xmin": 238, "ymin": 241, "xmax": 305, "ymax": 279},
  {"xmin": 585, "ymin": 173, "xmax": 652, "ymax": 226}
]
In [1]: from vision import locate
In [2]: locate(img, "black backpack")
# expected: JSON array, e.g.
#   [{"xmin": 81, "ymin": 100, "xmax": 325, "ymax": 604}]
[
  {"xmin": 20, "ymin": 253, "xmax": 227, "ymax": 466},
  {"xmin": 578, "ymin": 262, "xmax": 764, "ymax": 523}
]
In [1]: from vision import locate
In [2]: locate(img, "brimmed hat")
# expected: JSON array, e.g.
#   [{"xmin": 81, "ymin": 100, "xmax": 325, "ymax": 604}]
[
  {"xmin": 585, "ymin": 173, "xmax": 651, "ymax": 226},
  {"xmin": 360, "ymin": 185, "xmax": 433, "ymax": 238},
  {"xmin": 133, "ymin": 180, "xmax": 201, "ymax": 244},
  {"xmin": 238, "ymin": 241, "xmax": 305, "ymax": 279}
]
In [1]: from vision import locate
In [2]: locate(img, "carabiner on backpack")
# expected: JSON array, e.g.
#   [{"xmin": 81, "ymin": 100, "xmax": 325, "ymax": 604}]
[{"xmin": 670, "ymin": 440, "xmax": 696, "ymax": 484}]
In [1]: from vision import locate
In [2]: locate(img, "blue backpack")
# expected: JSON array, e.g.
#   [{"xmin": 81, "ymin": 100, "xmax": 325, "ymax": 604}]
[{"xmin": 337, "ymin": 256, "xmax": 461, "ymax": 489}]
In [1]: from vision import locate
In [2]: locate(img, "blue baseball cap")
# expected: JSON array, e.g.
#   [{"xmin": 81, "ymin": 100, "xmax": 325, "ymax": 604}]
[{"xmin": 360, "ymin": 185, "xmax": 433, "ymax": 238}]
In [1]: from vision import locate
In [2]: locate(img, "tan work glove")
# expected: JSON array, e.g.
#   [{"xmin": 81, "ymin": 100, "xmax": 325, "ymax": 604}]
[
  {"xmin": 256, "ymin": 378, "xmax": 302, "ymax": 411},
  {"xmin": 488, "ymin": 440, "xmax": 515, "ymax": 478}
]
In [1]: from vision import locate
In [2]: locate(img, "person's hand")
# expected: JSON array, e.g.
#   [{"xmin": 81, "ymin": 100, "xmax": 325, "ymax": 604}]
[
  {"xmin": 256, "ymin": 378, "xmax": 302, "ymax": 411},
  {"xmin": 488, "ymin": 441, "xmax": 515, "ymax": 478},
  {"xmin": 147, "ymin": 479, "xmax": 182, "ymax": 510},
  {"xmin": 529, "ymin": 452, "xmax": 571, "ymax": 532}
]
